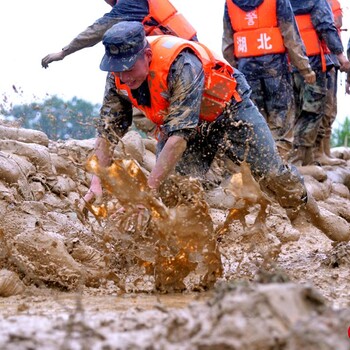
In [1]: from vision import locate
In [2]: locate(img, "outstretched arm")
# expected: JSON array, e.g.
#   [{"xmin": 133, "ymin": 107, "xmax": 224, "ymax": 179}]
[
  {"xmin": 41, "ymin": 16, "xmax": 119, "ymax": 68},
  {"xmin": 41, "ymin": 0, "xmax": 149, "ymax": 68}
]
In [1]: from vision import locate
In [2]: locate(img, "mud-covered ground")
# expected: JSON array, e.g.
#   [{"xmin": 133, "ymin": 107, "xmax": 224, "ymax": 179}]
[{"xmin": 0, "ymin": 121, "xmax": 350, "ymax": 349}]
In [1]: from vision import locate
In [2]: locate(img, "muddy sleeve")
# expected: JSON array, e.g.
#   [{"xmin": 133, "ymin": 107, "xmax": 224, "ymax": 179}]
[
  {"xmin": 277, "ymin": 0, "xmax": 312, "ymax": 75},
  {"xmin": 222, "ymin": 4, "xmax": 237, "ymax": 68},
  {"xmin": 96, "ymin": 72, "xmax": 133, "ymax": 144},
  {"xmin": 62, "ymin": 0, "xmax": 149, "ymax": 55},
  {"xmin": 161, "ymin": 51, "xmax": 205, "ymax": 141},
  {"xmin": 311, "ymin": 0, "xmax": 344, "ymax": 55},
  {"xmin": 62, "ymin": 17, "xmax": 122, "ymax": 55}
]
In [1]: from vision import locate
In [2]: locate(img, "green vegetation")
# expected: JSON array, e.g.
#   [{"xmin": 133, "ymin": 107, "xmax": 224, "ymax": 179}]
[
  {"xmin": 0, "ymin": 96, "xmax": 100, "ymax": 141},
  {"xmin": 1, "ymin": 95, "xmax": 349, "ymax": 148},
  {"xmin": 331, "ymin": 116, "xmax": 350, "ymax": 148}
]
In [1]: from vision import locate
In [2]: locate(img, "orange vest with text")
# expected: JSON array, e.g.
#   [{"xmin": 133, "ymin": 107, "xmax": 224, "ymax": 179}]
[
  {"xmin": 114, "ymin": 36, "xmax": 241, "ymax": 125},
  {"xmin": 226, "ymin": 0, "xmax": 285, "ymax": 58},
  {"xmin": 295, "ymin": 14, "xmax": 330, "ymax": 71},
  {"xmin": 142, "ymin": 0, "xmax": 197, "ymax": 40}
]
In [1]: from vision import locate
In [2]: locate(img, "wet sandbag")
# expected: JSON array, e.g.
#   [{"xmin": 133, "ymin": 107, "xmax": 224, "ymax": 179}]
[
  {"xmin": 0, "ymin": 125, "xmax": 49, "ymax": 146},
  {"xmin": 297, "ymin": 165, "xmax": 327, "ymax": 182},
  {"xmin": 0, "ymin": 269, "xmax": 26, "ymax": 297},
  {"xmin": 65, "ymin": 237, "xmax": 106, "ymax": 287},
  {"xmin": 121, "ymin": 130, "xmax": 145, "ymax": 164},
  {"xmin": 0, "ymin": 140, "xmax": 54, "ymax": 175},
  {"xmin": 9, "ymin": 229, "xmax": 85, "ymax": 290},
  {"xmin": 331, "ymin": 147, "xmax": 350, "ymax": 160},
  {"xmin": 143, "ymin": 137, "xmax": 157, "ymax": 154},
  {"xmin": 321, "ymin": 196, "xmax": 350, "ymax": 222},
  {"xmin": 142, "ymin": 149, "xmax": 156, "ymax": 173},
  {"xmin": 304, "ymin": 175, "xmax": 332, "ymax": 201},
  {"xmin": 0, "ymin": 180, "xmax": 16, "ymax": 202},
  {"xmin": 58, "ymin": 138, "xmax": 96, "ymax": 166},
  {"xmin": 50, "ymin": 153, "xmax": 78, "ymax": 178},
  {"xmin": 47, "ymin": 175, "xmax": 77, "ymax": 196},
  {"xmin": 0, "ymin": 152, "xmax": 34, "ymax": 200},
  {"xmin": 331, "ymin": 183, "xmax": 350, "ymax": 199},
  {"xmin": 326, "ymin": 167, "xmax": 350, "ymax": 188}
]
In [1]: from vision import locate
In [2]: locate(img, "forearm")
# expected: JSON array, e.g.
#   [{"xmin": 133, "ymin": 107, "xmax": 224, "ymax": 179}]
[
  {"xmin": 94, "ymin": 136, "xmax": 113, "ymax": 167},
  {"xmin": 279, "ymin": 21, "xmax": 312, "ymax": 75},
  {"xmin": 62, "ymin": 17, "xmax": 121, "ymax": 56},
  {"xmin": 86, "ymin": 136, "xmax": 113, "ymax": 198},
  {"xmin": 148, "ymin": 135, "xmax": 187, "ymax": 189}
]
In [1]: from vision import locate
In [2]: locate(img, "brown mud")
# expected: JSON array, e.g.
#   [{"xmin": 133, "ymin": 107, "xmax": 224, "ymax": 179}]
[{"xmin": 1, "ymin": 121, "xmax": 350, "ymax": 349}]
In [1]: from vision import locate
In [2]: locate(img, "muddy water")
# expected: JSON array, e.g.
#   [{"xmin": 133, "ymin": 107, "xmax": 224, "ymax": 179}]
[
  {"xmin": 86, "ymin": 156, "xmax": 223, "ymax": 292},
  {"xmin": 0, "ymin": 290, "xmax": 210, "ymax": 316}
]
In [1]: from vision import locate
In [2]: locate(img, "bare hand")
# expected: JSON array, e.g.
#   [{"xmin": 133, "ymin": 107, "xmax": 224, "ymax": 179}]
[
  {"xmin": 346, "ymin": 82, "xmax": 350, "ymax": 95},
  {"xmin": 303, "ymin": 71, "xmax": 316, "ymax": 85},
  {"xmin": 41, "ymin": 51, "xmax": 66, "ymax": 68},
  {"xmin": 339, "ymin": 61, "xmax": 350, "ymax": 73},
  {"xmin": 79, "ymin": 176, "xmax": 103, "ymax": 212}
]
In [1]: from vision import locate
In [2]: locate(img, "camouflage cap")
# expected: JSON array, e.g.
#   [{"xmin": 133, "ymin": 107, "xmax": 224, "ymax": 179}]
[{"xmin": 100, "ymin": 21, "xmax": 147, "ymax": 72}]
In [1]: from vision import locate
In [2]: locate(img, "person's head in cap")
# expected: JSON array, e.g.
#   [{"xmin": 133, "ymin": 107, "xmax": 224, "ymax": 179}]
[{"xmin": 100, "ymin": 21, "xmax": 152, "ymax": 90}]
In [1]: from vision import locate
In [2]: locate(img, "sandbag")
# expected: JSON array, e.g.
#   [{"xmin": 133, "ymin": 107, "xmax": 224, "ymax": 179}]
[
  {"xmin": 0, "ymin": 125, "xmax": 49, "ymax": 146},
  {"xmin": 121, "ymin": 130, "xmax": 145, "ymax": 163},
  {"xmin": 9, "ymin": 229, "xmax": 85, "ymax": 290},
  {"xmin": 0, "ymin": 152, "xmax": 34, "ymax": 188},
  {"xmin": 0, "ymin": 269, "xmax": 26, "ymax": 297},
  {"xmin": 50, "ymin": 153, "xmax": 77, "ymax": 178},
  {"xmin": 304, "ymin": 175, "xmax": 332, "ymax": 201},
  {"xmin": 0, "ymin": 140, "xmax": 54, "ymax": 174},
  {"xmin": 143, "ymin": 137, "xmax": 157, "ymax": 154},
  {"xmin": 142, "ymin": 148, "xmax": 156, "ymax": 173}
]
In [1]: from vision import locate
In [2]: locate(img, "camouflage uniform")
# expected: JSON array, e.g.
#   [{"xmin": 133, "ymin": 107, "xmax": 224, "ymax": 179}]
[
  {"xmin": 347, "ymin": 38, "xmax": 350, "ymax": 86},
  {"xmin": 289, "ymin": 0, "xmax": 344, "ymax": 153},
  {"xmin": 98, "ymin": 50, "xmax": 307, "ymax": 211},
  {"xmin": 318, "ymin": 66, "xmax": 338, "ymax": 144},
  {"xmin": 222, "ymin": 0, "xmax": 312, "ymax": 143},
  {"xmin": 313, "ymin": 0, "xmax": 342, "ymax": 159}
]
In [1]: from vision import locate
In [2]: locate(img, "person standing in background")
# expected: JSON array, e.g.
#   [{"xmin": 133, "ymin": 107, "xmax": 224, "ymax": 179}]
[
  {"xmin": 346, "ymin": 38, "xmax": 350, "ymax": 94},
  {"xmin": 222, "ymin": 0, "xmax": 315, "ymax": 159},
  {"xmin": 288, "ymin": 0, "xmax": 350, "ymax": 166},
  {"xmin": 313, "ymin": 0, "xmax": 345, "ymax": 165}
]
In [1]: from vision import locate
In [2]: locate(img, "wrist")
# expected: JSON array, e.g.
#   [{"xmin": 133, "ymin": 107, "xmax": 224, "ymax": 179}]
[
  {"xmin": 300, "ymin": 67, "xmax": 312, "ymax": 76},
  {"xmin": 61, "ymin": 46, "xmax": 72, "ymax": 57}
]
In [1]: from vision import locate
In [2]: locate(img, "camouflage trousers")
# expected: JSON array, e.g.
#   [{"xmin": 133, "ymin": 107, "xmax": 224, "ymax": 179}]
[
  {"xmin": 292, "ymin": 69, "xmax": 327, "ymax": 147},
  {"xmin": 317, "ymin": 67, "xmax": 338, "ymax": 141},
  {"xmin": 178, "ymin": 70, "xmax": 307, "ymax": 211},
  {"xmin": 247, "ymin": 73, "xmax": 294, "ymax": 142}
]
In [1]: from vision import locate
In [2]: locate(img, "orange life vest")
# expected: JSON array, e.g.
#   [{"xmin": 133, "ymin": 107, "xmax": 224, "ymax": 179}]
[
  {"xmin": 142, "ymin": 0, "xmax": 197, "ymax": 40},
  {"xmin": 226, "ymin": 0, "xmax": 285, "ymax": 58},
  {"xmin": 114, "ymin": 36, "xmax": 241, "ymax": 125},
  {"xmin": 295, "ymin": 14, "xmax": 330, "ymax": 72},
  {"xmin": 328, "ymin": 0, "xmax": 342, "ymax": 29}
]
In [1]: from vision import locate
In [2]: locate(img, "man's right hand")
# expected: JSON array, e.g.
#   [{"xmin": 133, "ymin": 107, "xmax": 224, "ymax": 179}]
[
  {"xmin": 303, "ymin": 70, "xmax": 316, "ymax": 85},
  {"xmin": 79, "ymin": 175, "xmax": 103, "ymax": 212},
  {"xmin": 41, "ymin": 51, "xmax": 66, "ymax": 68}
]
